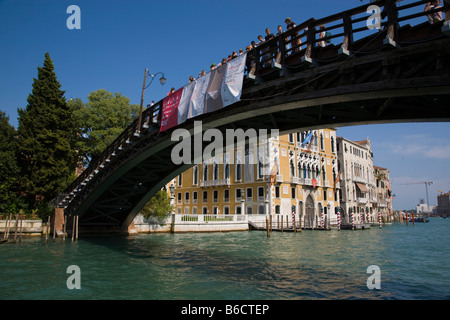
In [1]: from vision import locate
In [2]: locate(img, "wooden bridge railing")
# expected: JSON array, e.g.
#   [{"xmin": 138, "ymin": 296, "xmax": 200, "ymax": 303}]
[
  {"xmin": 251, "ymin": 0, "xmax": 448, "ymax": 74},
  {"xmin": 56, "ymin": 0, "xmax": 448, "ymax": 211}
]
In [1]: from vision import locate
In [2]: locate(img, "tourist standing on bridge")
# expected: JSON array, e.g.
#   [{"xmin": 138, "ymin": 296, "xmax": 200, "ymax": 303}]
[
  {"xmin": 277, "ymin": 25, "xmax": 291, "ymax": 51},
  {"xmin": 285, "ymin": 17, "xmax": 301, "ymax": 52},
  {"xmin": 264, "ymin": 28, "xmax": 275, "ymax": 67},
  {"xmin": 425, "ymin": 0, "xmax": 443, "ymax": 24}
]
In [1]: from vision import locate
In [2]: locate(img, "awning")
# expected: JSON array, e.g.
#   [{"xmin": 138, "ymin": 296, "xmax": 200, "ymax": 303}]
[{"xmin": 355, "ymin": 182, "xmax": 368, "ymax": 193}]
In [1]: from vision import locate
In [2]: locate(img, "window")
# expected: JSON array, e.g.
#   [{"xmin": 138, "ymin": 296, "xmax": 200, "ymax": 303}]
[
  {"xmin": 224, "ymin": 189, "xmax": 230, "ymax": 202},
  {"xmin": 236, "ymin": 162, "xmax": 242, "ymax": 181},
  {"xmin": 258, "ymin": 186, "xmax": 265, "ymax": 201},
  {"xmin": 213, "ymin": 206, "xmax": 218, "ymax": 215},
  {"xmin": 247, "ymin": 206, "xmax": 253, "ymax": 215},
  {"xmin": 203, "ymin": 163, "xmax": 208, "ymax": 181},
  {"xmin": 177, "ymin": 193, "xmax": 182, "ymax": 204},
  {"xmin": 185, "ymin": 192, "xmax": 190, "ymax": 204},
  {"xmin": 193, "ymin": 165, "xmax": 198, "ymax": 185},
  {"xmin": 291, "ymin": 187, "xmax": 296, "ymax": 199},
  {"xmin": 213, "ymin": 161, "xmax": 219, "ymax": 180},
  {"xmin": 236, "ymin": 188, "xmax": 242, "ymax": 201},
  {"xmin": 275, "ymin": 205, "xmax": 280, "ymax": 214},
  {"xmin": 258, "ymin": 205, "xmax": 265, "ymax": 214},
  {"xmin": 289, "ymin": 133, "xmax": 294, "ymax": 143},
  {"xmin": 236, "ymin": 206, "xmax": 242, "ymax": 214},
  {"xmin": 203, "ymin": 191, "xmax": 208, "ymax": 203},
  {"xmin": 192, "ymin": 207, "xmax": 198, "ymax": 214},
  {"xmin": 224, "ymin": 163, "xmax": 230, "ymax": 179},
  {"xmin": 224, "ymin": 206, "xmax": 230, "ymax": 215},
  {"xmin": 290, "ymin": 160, "xmax": 295, "ymax": 177},
  {"xmin": 178, "ymin": 173, "xmax": 182, "ymax": 186},
  {"xmin": 275, "ymin": 186, "xmax": 280, "ymax": 198},
  {"xmin": 184, "ymin": 207, "xmax": 189, "ymax": 214},
  {"xmin": 213, "ymin": 190, "xmax": 218, "ymax": 203},
  {"xmin": 202, "ymin": 207, "xmax": 208, "ymax": 215},
  {"xmin": 246, "ymin": 188, "xmax": 253, "ymax": 201},
  {"xmin": 193, "ymin": 191, "xmax": 198, "ymax": 203},
  {"xmin": 320, "ymin": 133, "xmax": 324, "ymax": 150}
]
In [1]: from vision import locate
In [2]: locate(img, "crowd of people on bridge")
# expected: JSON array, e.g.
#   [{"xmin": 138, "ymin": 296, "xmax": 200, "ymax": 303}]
[
  {"xmin": 179, "ymin": 16, "xmax": 322, "ymax": 89},
  {"xmin": 165, "ymin": 1, "xmax": 445, "ymax": 98}
]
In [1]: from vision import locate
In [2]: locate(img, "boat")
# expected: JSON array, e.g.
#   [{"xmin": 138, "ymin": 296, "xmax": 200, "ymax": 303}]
[{"xmin": 409, "ymin": 217, "xmax": 429, "ymax": 223}]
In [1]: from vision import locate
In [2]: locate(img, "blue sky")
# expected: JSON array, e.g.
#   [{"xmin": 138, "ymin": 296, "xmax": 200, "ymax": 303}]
[{"xmin": 1, "ymin": 0, "xmax": 449, "ymax": 210}]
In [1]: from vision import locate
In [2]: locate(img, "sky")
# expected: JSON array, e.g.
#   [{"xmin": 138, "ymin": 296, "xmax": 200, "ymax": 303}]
[{"xmin": 1, "ymin": 0, "xmax": 449, "ymax": 210}]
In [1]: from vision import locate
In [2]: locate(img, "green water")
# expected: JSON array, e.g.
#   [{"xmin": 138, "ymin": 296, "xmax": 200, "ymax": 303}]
[{"xmin": 1, "ymin": 218, "xmax": 449, "ymax": 300}]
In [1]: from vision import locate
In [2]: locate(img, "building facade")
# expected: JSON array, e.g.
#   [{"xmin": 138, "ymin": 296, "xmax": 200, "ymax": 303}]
[
  {"xmin": 374, "ymin": 166, "xmax": 393, "ymax": 222},
  {"xmin": 170, "ymin": 129, "xmax": 340, "ymax": 228},
  {"xmin": 437, "ymin": 192, "xmax": 450, "ymax": 217},
  {"xmin": 336, "ymin": 137, "xmax": 393, "ymax": 225}
]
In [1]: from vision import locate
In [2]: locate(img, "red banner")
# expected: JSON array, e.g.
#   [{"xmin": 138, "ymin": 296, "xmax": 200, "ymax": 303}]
[{"xmin": 160, "ymin": 88, "xmax": 183, "ymax": 132}]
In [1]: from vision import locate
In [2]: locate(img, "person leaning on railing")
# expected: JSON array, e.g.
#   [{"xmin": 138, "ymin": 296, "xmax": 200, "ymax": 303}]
[{"xmin": 424, "ymin": 0, "xmax": 444, "ymax": 24}]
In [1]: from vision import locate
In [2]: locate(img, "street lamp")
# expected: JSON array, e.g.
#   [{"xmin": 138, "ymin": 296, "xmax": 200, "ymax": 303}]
[{"xmin": 137, "ymin": 68, "xmax": 166, "ymax": 133}]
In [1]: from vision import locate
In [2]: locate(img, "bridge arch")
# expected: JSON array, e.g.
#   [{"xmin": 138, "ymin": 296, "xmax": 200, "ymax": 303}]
[{"xmin": 57, "ymin": 0, "xmax": 450, "ymax": 233}]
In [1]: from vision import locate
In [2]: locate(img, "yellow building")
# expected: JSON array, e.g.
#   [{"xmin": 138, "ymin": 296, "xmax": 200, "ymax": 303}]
[{"xmin": 170, "ymin": 128, "xmax": 340, "ymax": 229}]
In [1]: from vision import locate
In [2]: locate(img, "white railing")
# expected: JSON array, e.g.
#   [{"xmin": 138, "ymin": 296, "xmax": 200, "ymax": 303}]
[
  {"xmin": 200, "ymin": 178, "xmax": 230, "ymax": 187},
  {"xmin": 173, "ymin": 214, "xmax": 248, "ymax": 224}
]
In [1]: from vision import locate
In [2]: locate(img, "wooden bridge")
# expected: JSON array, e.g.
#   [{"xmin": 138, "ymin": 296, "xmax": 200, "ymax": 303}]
[{"xmin": 56, "ymin": 0, "xmax": 450, "ymax": 234}]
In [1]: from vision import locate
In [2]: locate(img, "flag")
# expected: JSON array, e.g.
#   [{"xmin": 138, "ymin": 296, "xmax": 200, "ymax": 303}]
[
  {"xmin": 302, "ymin": 131, "xmax": 313, "ymax": 145},
  {"xmin": 312, "ymin": 167, "xmax": 321, "ymax": 189},
  {"xmin": 333, "ymin": 171, "xmax": 340, "ymax": 190},
  {"xmin": 304, "ymin": 132, "xmax": 316, "ymax": 153},
  {"xmin": 269, "ymin": 159, "xmax": 278, "ymax": 186}
]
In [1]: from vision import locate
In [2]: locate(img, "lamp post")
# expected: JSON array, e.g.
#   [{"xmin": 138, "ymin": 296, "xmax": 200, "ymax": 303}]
[
  {"xmin": 169, "ymin": 183, "xmax": 176, "ymax": 215},
  {"xmin": 137, "ymin": 68, "xmax": 166, "ymax": 133}
]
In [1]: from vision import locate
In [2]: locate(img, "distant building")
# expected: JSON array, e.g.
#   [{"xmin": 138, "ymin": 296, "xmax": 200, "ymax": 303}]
[
  {"xmin": 437, "ymin": 192, "xmax": 450, "ymax": 217},
  {"xmin": 374, "ymin": 166, "xmax": 393, "ymax": 221},
  {"xmin": 336, "ymin": 137, "xmax": 393, "ymax": 224}
]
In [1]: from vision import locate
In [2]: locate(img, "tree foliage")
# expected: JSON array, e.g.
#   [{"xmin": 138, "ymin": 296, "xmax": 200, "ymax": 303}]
[
  {"xmin": 16, "ymin": 52, "xmax": 79, "ymax": 203},
  {"xmin": 70, "ymin": 89, "xmax": 139, "ymax": 166},
  {"xmin": 0, "ymin": 111, "xmax": 20, "ymax": 213},
  {"xmin": 140, "ymin": 189, "xmax": 173, "ymax": 222}
]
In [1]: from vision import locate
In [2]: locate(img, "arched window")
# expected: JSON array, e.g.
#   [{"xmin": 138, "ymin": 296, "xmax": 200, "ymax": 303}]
[
  {"xmin": 193, "ymin": 165, "xmax": 198, "ymax": 185},
  {"xmin": 203, "ymin": 162, "xmax": 208, "ymax": 181}
]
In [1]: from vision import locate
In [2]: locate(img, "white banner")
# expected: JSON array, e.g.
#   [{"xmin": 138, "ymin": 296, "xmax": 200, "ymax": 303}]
[{"xmin": 160, "ymin": 53, "xmax": 247, "ymax": 132}]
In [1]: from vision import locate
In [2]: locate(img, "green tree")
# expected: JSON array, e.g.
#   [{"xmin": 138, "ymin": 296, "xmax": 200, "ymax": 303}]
[
  {"xmin": 0, "ymin": 111, "xmax": 20, "ymax": 213},
  {"xmin": 140, "ymin": 189, "xmax": 173, "ymax": 222},
  {"xmin": 16, "ymin": 52, "xmax": 79, "ymax": 204},
  {"xmin": 70, "ymin": 89, "xmax": 139, "ymax": 166}
]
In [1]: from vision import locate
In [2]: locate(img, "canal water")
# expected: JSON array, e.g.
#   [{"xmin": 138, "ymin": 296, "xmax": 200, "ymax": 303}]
[{"xmin": 1, "ymin": 218, "xmax": 449, "ymax": 300}]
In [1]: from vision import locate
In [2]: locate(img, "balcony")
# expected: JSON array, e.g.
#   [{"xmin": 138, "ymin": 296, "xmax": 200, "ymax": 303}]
[
  {"xmin": 297, "ymin": 143, "xmax": 319, "ymax": 153},
  {"xmin": 200, "ymin": 178, "xmax": 231, "ymax": 187},
  {"xmin": 357, "ymin": 197, "xmax": 367, "ymax": 204}
]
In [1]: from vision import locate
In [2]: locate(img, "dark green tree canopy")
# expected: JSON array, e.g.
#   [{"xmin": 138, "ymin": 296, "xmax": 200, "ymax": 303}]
[
  {"xmin": 70, "ymin": 89, "xmax": 139, "ymax": 165},
  {"xmin": 0, "ymin": 111, "xmax": 20, "ymax": 212},
  {"xmin": 17, "ymin": 52, "xmax": 79, "ymax": 201}
]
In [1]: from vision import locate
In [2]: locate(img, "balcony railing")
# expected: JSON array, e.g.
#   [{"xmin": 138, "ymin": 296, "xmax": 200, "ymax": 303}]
[{"xmin": 200, "ymin": 178, "xmax": 231, "ymax": 187}]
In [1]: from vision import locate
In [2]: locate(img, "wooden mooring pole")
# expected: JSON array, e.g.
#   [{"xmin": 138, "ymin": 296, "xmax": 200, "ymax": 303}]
[
  {"xmin": 71, "ymin": 216, "xmax": 75, "ymax": 242},
  {"xmin": 13, "ymin": 214, "xmax": 18, "ymax": 243},
  {"xmin": 63, "ymin": 216, "xmax": 67, "ymax": 242},
  {"xmin": 75, "ymin": 216, "xmax": 79, "ymax": 241},
  {"xmin": 266, "ymin": 216, "xmax": 270, "ymax": 238},
  {"xmin": 45, "ymin": 216, "xmax": 50, "ymax": 243}
]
